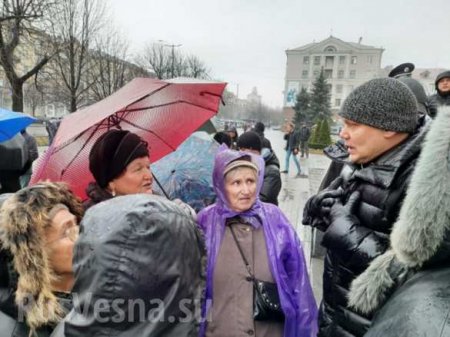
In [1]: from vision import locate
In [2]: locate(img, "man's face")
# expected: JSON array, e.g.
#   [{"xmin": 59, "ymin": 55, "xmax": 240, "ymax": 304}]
[
  {"xmin": 340, "ymin": 118, "xmax": 396, "ymax": 164},
  {"xmin": 438, "ymin": 77, "xmax": 450, "ymax": 93}
]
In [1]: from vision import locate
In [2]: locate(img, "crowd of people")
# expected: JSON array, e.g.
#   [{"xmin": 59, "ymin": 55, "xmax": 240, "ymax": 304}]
[{"xmin": 0, "ymin": 67, "xmax": 449, "ymax": 337}]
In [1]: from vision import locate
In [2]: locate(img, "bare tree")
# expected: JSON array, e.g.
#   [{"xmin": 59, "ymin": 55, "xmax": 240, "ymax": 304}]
[
  {"xmin": 138, "ymin": 42, "xmax": 210, "ymax": 80},
  {"xmin": 0, "ymin": 0, "xmax": 57, "ymax": 112},
  {"xmin": 88, "ymin": 27, "xmax": 149, "ymax": 102},
  {"xmin": 24, "ymin": 78, "xmax": 44, "ymax": 116},
  {"xmin": 47, "ymin": 0, "xmax": 105, "ymax": 112}
]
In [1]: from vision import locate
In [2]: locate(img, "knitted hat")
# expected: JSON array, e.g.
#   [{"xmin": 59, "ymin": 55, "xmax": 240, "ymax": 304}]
[
  {"xmin": 435, "ymin": 70, "xmax": 450, "ymax": 87},
  {"xmin": 237, "ymin": 131, "xmax": 262, "ymax": 152},
  {"xmin": 89, "ymin": 130, "xmax": 149, "ymax": 188},
  {"xmin": 254, "ymin": 122, "xmax": 265, "ymax": 133},
  {"xmin": 339, "ymin": 78, "xmax": 418, "ymax": 133},
  {"xmin": 223, "ymin": 158, "xmax": 259, "ymax": 177}
]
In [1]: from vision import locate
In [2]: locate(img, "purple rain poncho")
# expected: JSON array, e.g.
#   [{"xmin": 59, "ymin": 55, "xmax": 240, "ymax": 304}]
[{"xmin": 197, "ymin": 148, "xmax": 318, "ymax": 337}]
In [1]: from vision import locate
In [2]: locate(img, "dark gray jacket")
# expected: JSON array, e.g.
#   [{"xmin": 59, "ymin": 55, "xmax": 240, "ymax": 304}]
[{"xmin": 260, "ymin": 150, "xmax": 281, "ymax": 205}]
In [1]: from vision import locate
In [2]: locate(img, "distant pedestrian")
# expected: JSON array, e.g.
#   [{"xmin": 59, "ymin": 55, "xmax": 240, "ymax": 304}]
[
  {"xmin": 19, "ymin": 129, "xmax": 38, "ymax": 188},
  {"xmin": 281, "ymin": 122, "xmax": 305, "ymax": 178},
  {"xmin": 428, "ymin": 70, "xmax": 450, "ymax": 114},
  {"xmin": 298, "ymin": 123, "xmax": 311, "ymax": 158},
  {"xmin": 252, "ymin": 121, "xmax": 272, "ymax": 149},
  {"xmin": 225, "ymin": 126, "xmax": 238, "ymax": 149},
  {"xmin": 213, "ymin": 131, "xmax": 232, "ymax": 147},
  {"xmin": 237, "ymin": 131, "xmax": 281, "ymax": 205}
]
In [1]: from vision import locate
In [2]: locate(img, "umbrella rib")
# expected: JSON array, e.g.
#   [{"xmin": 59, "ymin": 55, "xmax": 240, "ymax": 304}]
[
  {"xmin": 122, "ymin": 99, "xmax": 218, "ymax": 114},
  {"xmin": 120, "ymin": 117, "xmax": 176, "ymax": 151},
  {"xmin": 58, "ymin": 123, "xmax": 104, "ymax": 178}
]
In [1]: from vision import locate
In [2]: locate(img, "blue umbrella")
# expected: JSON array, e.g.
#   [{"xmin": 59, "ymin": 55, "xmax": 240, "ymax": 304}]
[
  {"xmin": 152, "ymin": 132, "xmax": 219, "ymax": 212},
  {"xmin": 0, "ymin": 108, "xmax": 36, "ymax": 142}
]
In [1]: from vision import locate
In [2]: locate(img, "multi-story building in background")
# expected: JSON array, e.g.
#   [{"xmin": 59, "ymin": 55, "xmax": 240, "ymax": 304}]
[{"xmin": 283, "ymin": 36, "xmax": 384, "ymax": 121}]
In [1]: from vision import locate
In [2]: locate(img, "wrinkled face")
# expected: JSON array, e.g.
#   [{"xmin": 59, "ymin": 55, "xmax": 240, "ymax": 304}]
[
  {"xmin": 109, "ymin": 156, "xmax": 153, "ymax": 195},
  {"xmin": 340, "ymin": 118, "xmax": 394, "ymax": 164},
  {"xmin": 45, "ymin": 209, "xmax": 79, "ymax": 275},
  {"xmin": 438, "ymin": 77, "xmax": 450, "ymax": 93},
  {"xmin": 224, "ymin": 167, "xmax": 258, "ymax": 212}
]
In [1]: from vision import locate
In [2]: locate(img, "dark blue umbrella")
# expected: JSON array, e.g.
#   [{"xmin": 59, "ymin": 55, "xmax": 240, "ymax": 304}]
[
  {"xmin": 0, "ymin": 108, "xmax": 36, "ymax": 142},
  {"xmin": 151, "ymin": 132, "xmax": 218, "ymax": 212}
]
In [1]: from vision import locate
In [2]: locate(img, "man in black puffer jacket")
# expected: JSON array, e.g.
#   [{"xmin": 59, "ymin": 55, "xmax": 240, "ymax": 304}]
[
  {"xmin": 303, "ymin": 78, "xmax": 430, "ymax": 337},
  {"xmin": 428, "ymin": 70, "xmax": 450, "ymax": 114}
]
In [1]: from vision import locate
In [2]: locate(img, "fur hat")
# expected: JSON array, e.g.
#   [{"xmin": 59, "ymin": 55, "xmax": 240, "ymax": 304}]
[
  {"xmin": 0, "ymin": 182, "xmax": 83, "ymax": 330},
  {"xmin": 339, "ymin": 78, "xmax": 418, "ymax": 133},
  {"xmin": 89, "ymin": 129, "xmax": 149, "ymax": 188},
  {"xmin": 348, "ymin": 106, "xmax": 450, "ymax": 315},
  {"xmin": 237, "ymin": 131, "xmax": 262, "ymax": 152}
]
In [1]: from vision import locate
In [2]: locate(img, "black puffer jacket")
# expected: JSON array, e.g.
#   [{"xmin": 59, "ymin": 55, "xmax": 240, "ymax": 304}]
[
  {"xmin": 304, "ymin": 117, "xmax": 430, "ymax": 337},
  {"xmin": 51, "ymin": 194, "xmax": 205, "ymax": 337},
  {"xmin": 260, "ymin": 150, "xmax": 281, "ymax": 205}
]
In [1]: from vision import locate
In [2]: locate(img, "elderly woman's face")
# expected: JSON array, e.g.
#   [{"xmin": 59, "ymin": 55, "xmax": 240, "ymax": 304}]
[
  {"xmin": 224, "ymin": 167, "xmax": 257, "ymax": 212},
  {"xmin": 45, "ymin": 209, "xmax": 79, "ymax": 276},
  {"xmin": 109, "ymin": 156, "xmax": 153, "ymax": 196}
]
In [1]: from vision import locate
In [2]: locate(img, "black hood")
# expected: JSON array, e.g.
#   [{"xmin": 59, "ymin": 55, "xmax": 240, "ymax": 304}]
[{"xmin": 52, "ymin": 194, "xmax": 206, "ymax": 337}]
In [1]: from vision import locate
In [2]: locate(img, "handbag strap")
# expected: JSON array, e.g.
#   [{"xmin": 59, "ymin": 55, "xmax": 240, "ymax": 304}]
[{"xmin": 229, "ymin": 225, "xmax": 255, "ymax": 280}]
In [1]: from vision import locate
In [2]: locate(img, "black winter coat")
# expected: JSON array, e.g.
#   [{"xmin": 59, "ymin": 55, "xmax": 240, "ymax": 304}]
[
  {"xmin": 284, "ymin": 130, "xmax": 300, "ymax": 151},
  {"xmin": 260, "ymin": 150, "xmax": 281, "ymax": 205},
  {"xmin": 364, "ymin": 265, "xmax": 450, "ymax": 337},
  {"xmin": 304, "ymin": 118, "xmax": 429, "ymax": 337}
]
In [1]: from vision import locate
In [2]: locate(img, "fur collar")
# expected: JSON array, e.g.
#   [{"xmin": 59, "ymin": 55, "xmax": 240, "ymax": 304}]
[{"xmin": 348, "ymin": 107, "xmax": 450, "ymax": 314}]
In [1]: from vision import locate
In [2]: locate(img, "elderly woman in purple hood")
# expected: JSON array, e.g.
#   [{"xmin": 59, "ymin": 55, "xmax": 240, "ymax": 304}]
[{"xmin": 197, "ymin": 148, "xmax": 317, "ymax": 337}]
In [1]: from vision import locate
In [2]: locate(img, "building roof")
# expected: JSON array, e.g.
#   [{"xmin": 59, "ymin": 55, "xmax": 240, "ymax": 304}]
[{"xmin": 287, "ymin": 36, "xmax": 383, "ymax": 53}]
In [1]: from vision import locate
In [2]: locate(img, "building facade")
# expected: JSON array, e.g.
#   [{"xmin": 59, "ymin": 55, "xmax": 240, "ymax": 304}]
[{"xmin": 283, "ymin": 36, "xmax": 384, "ymax": 121}]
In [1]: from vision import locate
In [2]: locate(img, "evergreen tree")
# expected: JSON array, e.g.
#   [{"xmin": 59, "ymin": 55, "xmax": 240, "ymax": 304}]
[
  {"xmin": 310, "ymin": 119, "xmax": 322, "ymax": 145},
  {"xmin": 317, "ymin": 118, "xmax": 332, "ymax": 147},
  {"xmin": 293, "ymin": 87, "xmax": 310, "ymax": 127},
  {"xmin": 309, "ymin": 68, "xmax": 332, "ymax": 122}
]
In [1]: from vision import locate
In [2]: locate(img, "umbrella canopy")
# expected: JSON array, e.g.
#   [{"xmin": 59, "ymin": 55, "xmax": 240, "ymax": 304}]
[
  {"xmin": 0, "ymin": 108, "xmax": 36, "ymax": 142},
  {"xmin": 31, "ymin": 77, "xmax": 226, "ymax": 199},
  {"xmin": 151, "ymin": 132, "xmax": 219, "ymax": 212}
]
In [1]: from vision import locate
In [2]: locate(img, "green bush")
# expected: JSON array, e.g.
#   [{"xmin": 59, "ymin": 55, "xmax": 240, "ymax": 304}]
[{"xmin": 309, "ymin": 118, "xmax": 332, "ymax": 149}]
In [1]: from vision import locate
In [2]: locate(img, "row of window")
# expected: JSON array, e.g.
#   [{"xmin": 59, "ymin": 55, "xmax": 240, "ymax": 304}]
[
  {"xmin": 303, "ymin": 55, "xmax": 374, "ymax": 66},
  {"xmin": 301, "ymin": 69, "xmax": 356, "ymax": 79}
]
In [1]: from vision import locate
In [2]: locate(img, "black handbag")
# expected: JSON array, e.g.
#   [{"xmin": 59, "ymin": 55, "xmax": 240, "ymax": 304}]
[{"xmin": 229, "ymin": 226, "xmax": 285, "ymax": 322}]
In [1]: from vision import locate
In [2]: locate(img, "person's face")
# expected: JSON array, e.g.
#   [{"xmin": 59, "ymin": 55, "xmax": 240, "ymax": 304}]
[
  {"xmin": 109, "ymin": 156, "xmax": 153, "ymax": 195},
  {"xmin": 227, "ymin": 131, "xmax": 236, "ymax": 139},
  {"xmin": 438, "ymin": 77, "xmax": 450, "ymax": 93},
  {"xmin": 224, "ymin": 167, "xmax": 257, "ymax": 212},
  {"xmin": 45, "ymin": 209, "xmax": 79, "ymax": 275},
  {"xmin": 339, "ymin": 118, "xmax": 396, "ymax": 164}
]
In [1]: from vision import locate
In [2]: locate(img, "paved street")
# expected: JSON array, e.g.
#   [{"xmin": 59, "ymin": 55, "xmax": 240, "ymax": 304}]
[{"xmin": 263, "ymin": 128, "xmax": 330, "ymax": 302}]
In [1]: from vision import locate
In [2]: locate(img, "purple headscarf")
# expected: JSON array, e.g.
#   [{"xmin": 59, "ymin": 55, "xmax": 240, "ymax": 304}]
[{"xmin": 197, "ymin": 148, "xmax": 318, "ymax": 337}]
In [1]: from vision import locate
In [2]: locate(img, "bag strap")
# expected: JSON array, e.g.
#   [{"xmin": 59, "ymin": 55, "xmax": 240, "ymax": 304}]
[{"xmin": 229, "ymin": 225, "xmax": 255, "ymax": 280}]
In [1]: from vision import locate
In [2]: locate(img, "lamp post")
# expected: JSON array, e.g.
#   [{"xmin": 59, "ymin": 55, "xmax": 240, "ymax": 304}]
[{"xmin": 158, "ymin": 40, "xmax": 182, "ymax": 78}]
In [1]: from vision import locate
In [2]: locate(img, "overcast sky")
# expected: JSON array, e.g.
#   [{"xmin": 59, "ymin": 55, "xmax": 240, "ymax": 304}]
[{"xmin": 109, "ymin": 0, "xmax": 450, "ymax": 108}]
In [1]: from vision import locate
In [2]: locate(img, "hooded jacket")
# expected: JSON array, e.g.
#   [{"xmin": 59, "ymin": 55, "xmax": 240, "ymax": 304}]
[
  {"xmin": 51, "ymin": 194, "xmax": 206, "ymax": 337},
  {"xmin": 303, "ymin": 116, "xmax": 430, "ymax": 337},
  {"xmin": 348, "ymin": 107, "xmax": 450, "ymax": 337},
  {"xmin": 0, "ymin": 183, "xmax": 83, "ymax": 337},
  {"xmin": 428, "ymin": 70, "xmax": 450, "ymax": 109},
  {"xmin": 197, "ymin": 148, "xmax": 317, "ymax": 337}
]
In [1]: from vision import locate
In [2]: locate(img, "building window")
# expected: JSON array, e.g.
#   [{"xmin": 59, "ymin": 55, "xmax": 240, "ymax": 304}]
[
  {"xmin": 351, "ymin": 56, "xmax": 357, "ymax": 64},
  {"xmin": 339, "ymin": 56, "xmax": 346, "ymax": 65},
  {"xmin": 338, "ymin": 70, "xmax": 344, "ymax": 79},
  {"xmin": 335, "ymin": 99, "xmax": 341, "ymax": 107},
  {"xmin": 303, "ymin": 56, "xmax": 309, "ymax": 65},
  {"xmin": 324, "ymin": 69, "xmax": 333, "ymax": 79},
  {"xmin": 367, "ymin": 55, "xmax": 373, "ymax": 64},
  {"xmin": 313, "ymin": 70, "xmax": 320, "ymax": 77},
  {"xmin": 336, "ymin": 84, "xmax": 343, "ymax": 93},
  {"xmin": 326, "ymin": 84, "xmax": 332, "ymax": 93},
  {"xmin": 325, "ymin": 56, "xmax": 334, "ymax": 68},
  {"xmin": 324, "ymin": 45, "xmax": 337, "ymax": 52},
  {"xmin": 302, "ymin": 70, "xmax": 308, "ymax": 78},
  {"xmin": 349, "ymin": 70, "xmax": 356, "ymax": 78},
  {"xmin": 314, "ymin": 56, "xmax": 321, "ymax": 65}
]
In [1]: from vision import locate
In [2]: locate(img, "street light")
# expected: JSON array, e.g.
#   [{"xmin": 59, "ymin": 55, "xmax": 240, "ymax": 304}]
[{"xmin": 158, "ymin": 40, "xmax": 182, "ymax": 79}]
